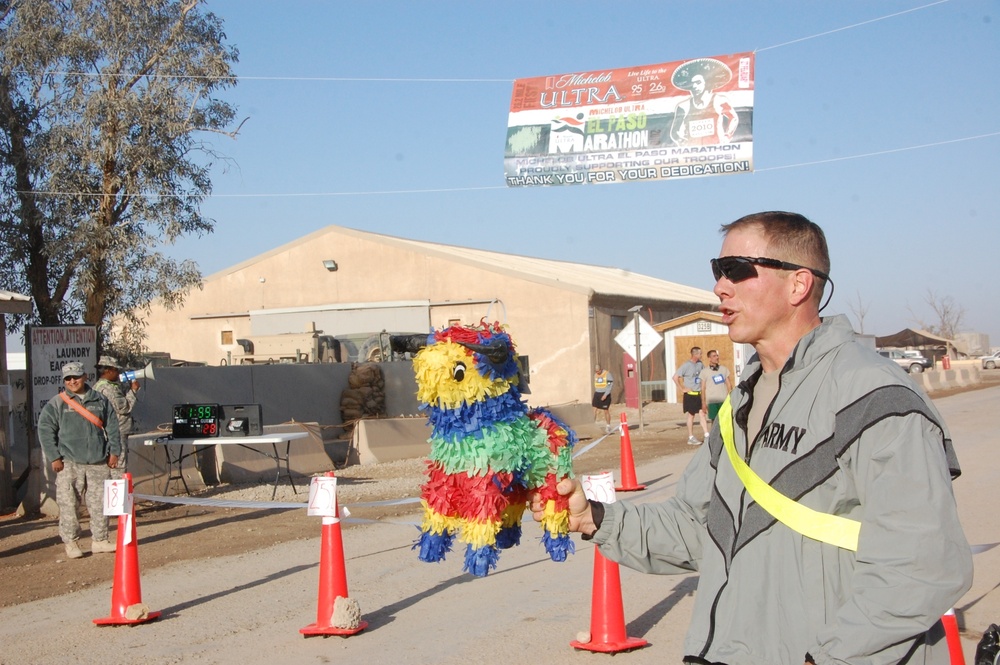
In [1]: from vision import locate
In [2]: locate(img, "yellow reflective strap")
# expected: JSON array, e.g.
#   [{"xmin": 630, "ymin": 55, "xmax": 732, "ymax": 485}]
[{"xmin": 718, "ymin": 397, "xmax": 860, "ymax": 551}]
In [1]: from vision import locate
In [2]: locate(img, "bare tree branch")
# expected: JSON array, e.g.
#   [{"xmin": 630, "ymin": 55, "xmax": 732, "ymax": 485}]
[
  {"xmin": 848, "ymin": 290, "xmax": 870, "ymax": 334},
  {"xmin": 908, "ymin": 289, "xmax": 965, "ymax": 340}
]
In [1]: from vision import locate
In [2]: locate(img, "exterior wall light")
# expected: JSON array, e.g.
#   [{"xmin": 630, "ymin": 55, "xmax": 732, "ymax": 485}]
[{"xmin": 323, "ymin": 260, "xmax": 338, "ymax": 272}]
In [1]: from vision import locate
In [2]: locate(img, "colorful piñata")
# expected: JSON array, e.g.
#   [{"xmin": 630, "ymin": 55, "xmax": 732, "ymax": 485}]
[{"xmin": 403, "ymin": 322, "xmax": 576, "ymax": 577}]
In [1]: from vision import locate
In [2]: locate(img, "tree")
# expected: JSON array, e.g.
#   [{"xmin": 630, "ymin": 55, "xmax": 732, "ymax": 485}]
[
  {"xmin": 847, "ymin": 289, "xmax": 870, "ymax": 334},
  {"xmin": 909, "ymin": 289, "xmax": 965, "ymax": 340},
  {"xmin": 0, "ymin": 0, "xmax": 241, "ymax": 357}
]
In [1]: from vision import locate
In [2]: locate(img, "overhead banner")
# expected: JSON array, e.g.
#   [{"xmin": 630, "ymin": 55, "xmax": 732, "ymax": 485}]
[{"xmin": 504, "ymin": 52, "xmax": 754, "ymax": 187}]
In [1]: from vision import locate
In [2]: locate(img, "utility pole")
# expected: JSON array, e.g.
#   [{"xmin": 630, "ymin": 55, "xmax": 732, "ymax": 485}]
[{"xmin": 628, "ymin": 306, "xmax": 644, "ymax": 436}]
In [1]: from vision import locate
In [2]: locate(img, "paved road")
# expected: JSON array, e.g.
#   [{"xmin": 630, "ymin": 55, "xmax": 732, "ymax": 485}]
[{"xmin": 1, "ymin": 386, "xmax": 998, "ymax": 664}]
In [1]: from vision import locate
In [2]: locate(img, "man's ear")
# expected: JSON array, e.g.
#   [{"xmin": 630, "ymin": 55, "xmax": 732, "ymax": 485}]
[{"xmin": 788, "ymin": 269, "xmax": 815, "ymax": 307}]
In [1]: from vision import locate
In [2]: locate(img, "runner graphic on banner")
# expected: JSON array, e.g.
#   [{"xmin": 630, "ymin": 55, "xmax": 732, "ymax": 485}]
[{"xmin": 504, "ymin": 52, "xmax": 754, "ymax": 187}]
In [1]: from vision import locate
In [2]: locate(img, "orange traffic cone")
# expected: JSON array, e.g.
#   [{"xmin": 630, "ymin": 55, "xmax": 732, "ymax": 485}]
[
  {"xmin": 94, "ymin": 473, "xmax": 161, "ymax": 626},
  {"xmin": 942, "ymin": 608, "xmax": 965, "ymax": 665},
  {"xmin": 615, "ymin": 413, "xmax": 645, "ymax": 492},
  {"xmin": 300, "ymin": 472, "xmax": 367, "ymax": 636},
  {"xmin": 570, "ymin": 547, "xmax": 648, "ymax": 653}
]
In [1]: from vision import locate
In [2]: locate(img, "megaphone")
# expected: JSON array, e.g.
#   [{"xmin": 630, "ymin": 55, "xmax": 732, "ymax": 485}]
[{"xmin": 120, "ymin": 362, "xmax": 155, "ymax": 383}]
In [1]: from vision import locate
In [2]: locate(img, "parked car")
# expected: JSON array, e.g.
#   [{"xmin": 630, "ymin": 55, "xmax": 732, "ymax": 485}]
[
  {"xmin": 877, "ymin": 348, "xmax": 933, "ymax": 374},
  {"xmin": 980, "ymin": 351, "xmax": 1000, "ymax": 370}
]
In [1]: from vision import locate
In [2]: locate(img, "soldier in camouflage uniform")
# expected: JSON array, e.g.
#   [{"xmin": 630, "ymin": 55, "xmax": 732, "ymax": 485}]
[
  {"xmin": 38, "ymin": 361, "xmax": 121, "ymax": 560},
  {"xmin": 93, "ymin": 355, "xmax": 139, "ymax": 478}
]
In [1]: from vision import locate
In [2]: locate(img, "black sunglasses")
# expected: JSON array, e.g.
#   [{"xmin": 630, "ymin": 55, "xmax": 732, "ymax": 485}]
[
  {"xmin": 63, "ymin": 375, "xmax": 83, "ymax": 381},
  {"xmin": 711, "ymin": 256, "xmax": 829, "ymax": 283},
  {"xmin": 711, "ymin": 255, "xmax": 835, "ymax": 312}
]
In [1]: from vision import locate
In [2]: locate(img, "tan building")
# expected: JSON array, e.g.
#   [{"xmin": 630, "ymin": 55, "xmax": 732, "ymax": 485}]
[{"xmin": 138, "ymin": 226, "xmax": 718, "ymax": 406}]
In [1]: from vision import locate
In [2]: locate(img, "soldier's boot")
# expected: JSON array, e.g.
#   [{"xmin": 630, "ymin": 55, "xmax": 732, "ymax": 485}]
[
  {"xmin": 91, "ymin": 539, "xmax": 116, "ymax": 554},
  {"xmin": 64, "ymin": 541, "xmax": 84, "ymax": 559}
]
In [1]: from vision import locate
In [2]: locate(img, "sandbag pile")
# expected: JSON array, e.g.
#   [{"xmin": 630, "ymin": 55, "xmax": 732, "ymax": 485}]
[{"xmin": 339, "ymin": 362, "xmax": 386, "ymax": 438}]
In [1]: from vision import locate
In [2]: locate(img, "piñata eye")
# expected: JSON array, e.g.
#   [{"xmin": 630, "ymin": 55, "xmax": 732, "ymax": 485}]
[{"xmin": 453, "ymin": 362, "xmax": 466, "ymax": 382}]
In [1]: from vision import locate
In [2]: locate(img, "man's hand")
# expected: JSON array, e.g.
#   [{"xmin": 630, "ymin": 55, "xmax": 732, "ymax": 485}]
[
  {"xmin": 530, "ymin": 477, "xmax": 597, "ymax": 536},
  {"xmin": 130, "ymin": 380, "xmax": 140, "ymax": 392},
  {"xmin": 108, "ymin": 454, "xmax": 119, "ymax": 469},
  {"xmin": 51, "ymin": 459, "xmax": 64, "ymax": 473}
]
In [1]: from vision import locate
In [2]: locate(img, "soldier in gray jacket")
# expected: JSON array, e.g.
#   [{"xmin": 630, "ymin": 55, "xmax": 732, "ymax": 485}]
[
  {"xmin": 38, "ymin": 361, "xmax": 121, "ymax": 560},
  {"xmin": 533, "ymin": 212, "xmax": 972, "ymax": 665}
]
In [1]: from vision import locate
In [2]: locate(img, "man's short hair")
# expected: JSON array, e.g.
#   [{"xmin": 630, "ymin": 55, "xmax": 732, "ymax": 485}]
[
  {"xmin": 721, "ymin": 211, "xmax": 830, "ymax": 305},
  {"xmin": 691, "ymin": 346, "xmax": 701, "ymax": 354},
  {"xmin": 707, "ymin": 349, "xmax": 719, "ymax": 356}
]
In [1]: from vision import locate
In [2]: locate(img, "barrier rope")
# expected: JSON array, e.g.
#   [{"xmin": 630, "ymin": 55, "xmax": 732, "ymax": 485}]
[
  {"xmin": 133, "ymin": 433, "xmax": 1000, "ymax": 557},
  {"xmin": 132, "ymin": 427, "xmax": 624, "ymax": 513},
  {"xmin": 133, "ymin": 493, "xmax": 421, "ymax": 512}
]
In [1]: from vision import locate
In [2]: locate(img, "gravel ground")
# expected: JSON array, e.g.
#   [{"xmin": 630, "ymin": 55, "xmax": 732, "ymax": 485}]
[{"xmin": 188, "ymin": 457, "xmax": 429, "ymax": 506}]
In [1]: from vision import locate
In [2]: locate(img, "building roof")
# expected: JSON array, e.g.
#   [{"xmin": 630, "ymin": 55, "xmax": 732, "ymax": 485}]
[
  {"xmin": 0, "ymin": 290, "xmax": 32, "ymax": 315},
  {"xmin": 653, "ymin": 310, "xmax": 724, "ymax": 333},
  {"xmin": 208, "ymin": 225, "xmax": 718, "ymax": 306},
  {"xmin": 875, "ymin": 328, "xmax": 955, "ymax": 348}
]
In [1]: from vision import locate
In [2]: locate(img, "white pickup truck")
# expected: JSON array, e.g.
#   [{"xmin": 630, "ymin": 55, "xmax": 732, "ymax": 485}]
[
  {"xmin": 878, "ymin": 349, "xmax": 933, "ymax": 374},
  {"xmin": 981, "ymin": 351, "xmax": 1000, "ymax": 370}
]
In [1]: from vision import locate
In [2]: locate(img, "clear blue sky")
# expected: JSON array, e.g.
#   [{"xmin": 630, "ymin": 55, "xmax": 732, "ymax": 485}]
[{"xmin": 119, "ymin": 1, "xmax": 1000, "ymax": 348}]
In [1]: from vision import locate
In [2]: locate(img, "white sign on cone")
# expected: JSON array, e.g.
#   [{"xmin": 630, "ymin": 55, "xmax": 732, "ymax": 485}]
[
  {"xmin": 308, "ymin": 476, "xmax": 339, "ymax": 519},
  {"xmin": 581, "ymin": 472, "xmax": 617, "ymax": 504},
  {"xmin": 103, "ymin": 478, "xmax": 131, "ymax": 516}
]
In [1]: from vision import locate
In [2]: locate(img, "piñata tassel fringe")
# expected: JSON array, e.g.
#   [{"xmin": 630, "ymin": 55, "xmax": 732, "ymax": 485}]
[
  {"xmin": 414, "ymin": 529, "xmax": 455, "ymax": 563},
  {"xmin": 542, "ymin": 531, "xmax": 575, "ymax": 562},
  {"xmin": 463, "ymin": 543, "xmax": 501, "ymax": 577}
]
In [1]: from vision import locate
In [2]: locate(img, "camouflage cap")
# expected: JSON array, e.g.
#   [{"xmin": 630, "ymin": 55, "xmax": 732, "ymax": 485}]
[
  {"xmin": 61, "ymin": 361, "xmax": 85, "ymax": 378},
  {"xmin": 96, "ymin": 355, "xmax": 121, "ymax": 369}
]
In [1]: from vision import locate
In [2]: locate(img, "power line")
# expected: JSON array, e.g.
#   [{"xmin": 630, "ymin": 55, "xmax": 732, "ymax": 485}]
[
  {"xmin": 42, "ymin": 2, "xmax": 949, "ymax": 82},
  {"xmin": 756, "ymin": 0, "xmax": 949, "ymax": 52},
  {"xmin": 19, "ymin": 131, "xmax": 1000, "ymax": 199},
  {"xmin": 15, "ymin": 0, "xmax": 967, "ymax": 200},
  {"xmin": 756, "ymin": 132, "xmax": 1000, "ymax": 172}
]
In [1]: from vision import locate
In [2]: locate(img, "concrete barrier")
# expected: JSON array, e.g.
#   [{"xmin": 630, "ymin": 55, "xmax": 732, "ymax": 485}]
[
  {"xmin": 921, "ymin": 371, "xmax": 942, "ymax": 394},
  {"xmin": 943, "ymin": 369, "xmax": 959, "ymax": 388},
  {"xmin": 547, "ymin": 402, "xmax": 593, "ymax": 431},
  {"xmin": 919, "ymin": 363, "xmax": 983, "ymax": 395},
  {"xmin": 354, "ymin": 417, "xmax": 430, "ymax": 465},
  {"xmin": 129, "ymin": 431, "xmax": 211, "ymax": 495},
  {"xmin": 130, "ymin": 422, "xmax": 338, "ymax": 494},
  {"xmin": 351, "ymin": 403, "xmax": 594, "ymax": 467},
  {"xmin": 937, "ymin": 370, "xmax": 953, "ymax": 391},
  {"xmin": 214, "ymin": 422, "xmax": 334, "ymax": 484}
]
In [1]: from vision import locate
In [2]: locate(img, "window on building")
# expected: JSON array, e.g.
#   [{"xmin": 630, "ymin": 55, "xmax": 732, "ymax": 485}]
[
  {"xmin": 221, "ymin": 330, "xmax": 233, "ymax": 345},
  {"xmin": 610, "ymin": 315, "xmax": 625, "ymax": 334},
  {"xmin": 448, "ymin": 318, "xmax": 461, "ymax": 327}
]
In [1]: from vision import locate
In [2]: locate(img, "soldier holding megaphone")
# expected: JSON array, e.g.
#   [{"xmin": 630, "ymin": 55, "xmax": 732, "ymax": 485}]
[{"xmin": 94, "ymin": 355, "xmax": 140, "ymax": 477}]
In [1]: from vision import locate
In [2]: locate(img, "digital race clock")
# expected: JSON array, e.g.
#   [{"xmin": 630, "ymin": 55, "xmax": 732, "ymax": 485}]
[{"xmin": 172, "ymin": 403, "xmax": 220, "ymax": 438}]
